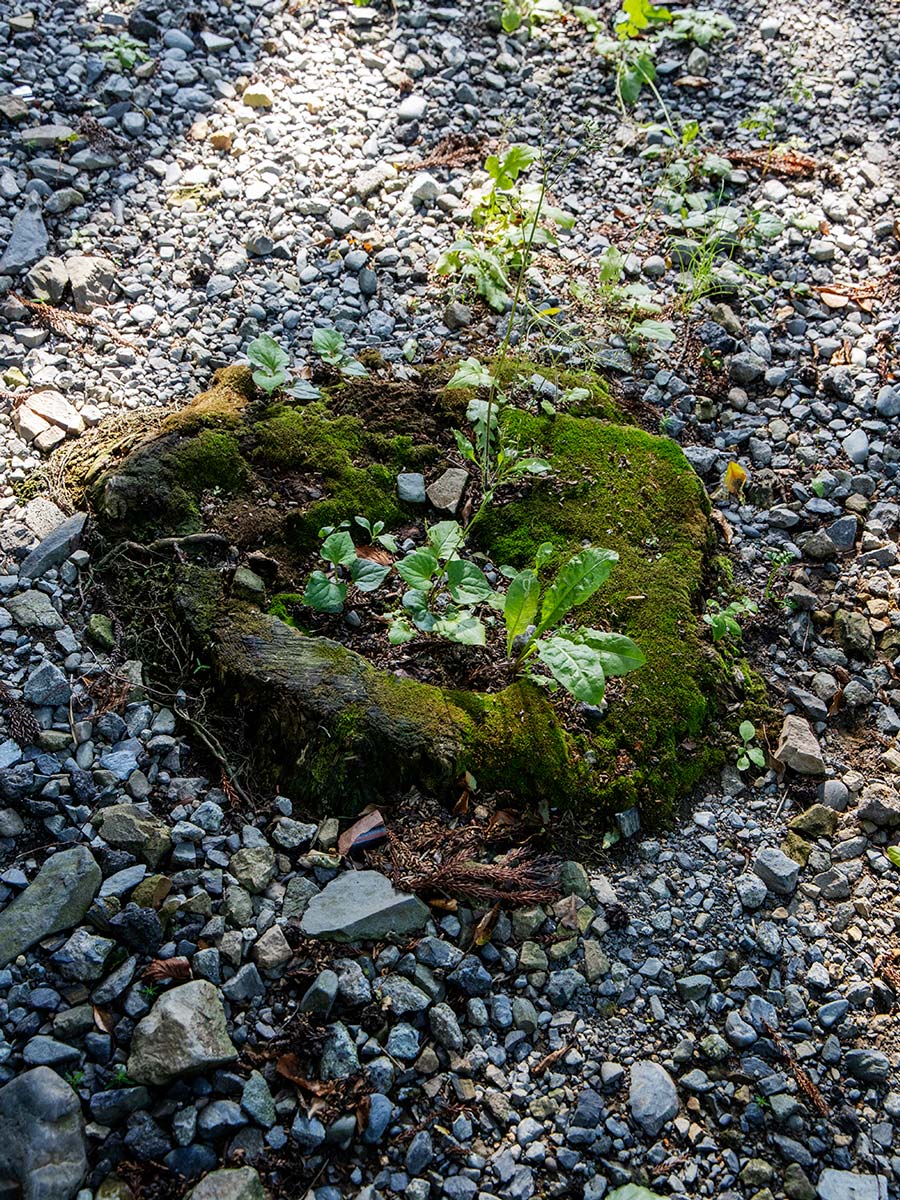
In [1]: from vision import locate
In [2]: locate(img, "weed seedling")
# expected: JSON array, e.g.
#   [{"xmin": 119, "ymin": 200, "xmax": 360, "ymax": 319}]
[{"xmin": 737, "ymin": 719, "xmax": 765, "ymax": 771}]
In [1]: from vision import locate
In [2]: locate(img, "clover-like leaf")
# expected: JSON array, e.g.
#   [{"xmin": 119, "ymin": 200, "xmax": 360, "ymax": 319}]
[
  {"xmin": 395, "ymin": 549, "xmax": 439, "ymax": 591},
  {"xmin": 320, "ymin": 531, "xmax": 356, "ymax": 568},
  {"xmin": 302, "ymin": 571, "xmax": 347, "ymax": 614}
]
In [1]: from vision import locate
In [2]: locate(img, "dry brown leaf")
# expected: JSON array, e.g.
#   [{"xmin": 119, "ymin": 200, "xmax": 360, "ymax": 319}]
[
  {"xmin": 472, "ymin": 902, "xmax": 501, "ymax": 947},
  {"xmin": 820, "ymin": 290, "xmax": 849, "ymax": 309},
  {"xmin": 830, "ymin": 339, "xmax": 853, "ymax": 365},
  {"xmin": 93, "ymin": 1006, "xmax": 116, "ymax": 1036},
  {"xmin": 532, "ymin": 1042, "xmax": 572, "ymax": 1076},
  {"xmin": 673, "ymin": 75, "xmax": 709, "ymax": 88},
  {"xmin": 142, "ymin": 956, "xmax": 192, "ymax": 984},
  {"xmin": 337, "ymin": 809, "xmax": 386, "ymax": 857},
  {"xmin": 710, "ymin": 508, "xmax": 734, "ymax": 544},
  {"xmin": 355, "ymin": 545, "xmax": 392, "ymax": 565}
]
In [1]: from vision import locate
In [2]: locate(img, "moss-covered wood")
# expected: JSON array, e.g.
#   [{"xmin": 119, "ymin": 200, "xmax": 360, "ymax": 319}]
[{"xmin": 84, "ymin": 363, "xmax": 724, "ymax": 822}]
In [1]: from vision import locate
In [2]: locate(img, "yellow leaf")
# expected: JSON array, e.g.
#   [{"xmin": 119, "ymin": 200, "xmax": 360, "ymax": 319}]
[{"xmin": 724, "ymin": 461, "xmax": 747, "ymax": 497}]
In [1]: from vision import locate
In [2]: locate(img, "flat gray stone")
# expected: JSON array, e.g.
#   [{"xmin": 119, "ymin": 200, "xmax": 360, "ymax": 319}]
[
  {"xmin": 0, "ymin": 194, "xmax": 48, "ymax": 273},
  {"xmin": 816, "ymin": 1169, "xmax": 889, "ymax": 1200},
  {"xmin": 753, "ymin": 846, "xmax": 800, "ymax": 896},
  {"xmin": 2, "ymin": 590, "xmax": 64, "ymax": 631},
  {"xmin": 19, "ymin": 513, "xmax": 87, "ymax": 579},
  {"xmin": 426, "ymin": 467, "xmax": 469, "ymax": 514},
  {"xmin": 0, "ymin": 846, "xmax": 101, "ymax": 966},
  {"xmin": 299, "ymin": 869, "xmax": 430, "ymax": 942}
]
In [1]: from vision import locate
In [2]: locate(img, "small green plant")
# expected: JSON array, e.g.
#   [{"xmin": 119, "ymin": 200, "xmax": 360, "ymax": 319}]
[
  {"xmin": 302, "ymin": 518, "xmax": 397, "ymax": 614},
  {"xmin": 499, "ymin": 0, "xmax": 562, "ymax": 34},
  {"xmin": 64, "ymin": 1069, "xmax": 86, "ymax": 1089},
  {"xmin": 763, "ymin": 548, "xmax": 793, "ymax": 602},
  {"xmin": 140, "ymin": 983, "xmax": 158, "ymax": 1000},
  {"xmin": 664, "ymin": 7, "xmax": 735, "ymax": 47},
  {"xmin": 246, "ymin": 334, "xmax": 321, "ymax": 399},
  {"xmin": 575, "ymin": 3, "xmax": 664, "ymax": 111},
  {"xmin": 436, "ymin": 144, "xmax": 574, "ymax": 311},
  {"xmin": 502, "ymin": 545, "xmax": 645, "ymax": 703},
  {"xmin": 737, "ymin": 719, "xmax": 765, "ymax": 772},
  {"xmin": 86, "ymin": 34, "xmax": 150, "ymax": 71},
  {"xmin": 247, "ymin": 333, "xmax": 289, "ymax": 393},
  {"xmin": 105, "ymin": 1065, "xmax": 133, "ymax": 1090},
  {"xmin": 312, "ymin": 328, "xmax": 368, "ymax": 378},
  {"xmin": 703, "ymin": 596, "xmax": 757, "ymax": 642}
]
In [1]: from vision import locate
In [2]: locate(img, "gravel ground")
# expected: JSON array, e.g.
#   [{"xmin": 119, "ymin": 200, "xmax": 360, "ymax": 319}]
[{"xmin": 0, "ymin": 1, "xmax": 899, "ymax": 1199}]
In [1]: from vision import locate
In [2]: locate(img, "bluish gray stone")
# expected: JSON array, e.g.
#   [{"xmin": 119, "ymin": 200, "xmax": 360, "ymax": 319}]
[
  {"xmin": 0, "ymin": 846, "xmax": 101, "ymax": 966},
  {"xmin": 629, "ymin": 1060, "xmax": 679, "ymax": 1135},
  {"xmin": 0, "ymin": 1067, "xmax": 86, "ymax": 1200},
  {"xmin": 19, "ymin": 514, "xmax": 87, "ymax": 579}
]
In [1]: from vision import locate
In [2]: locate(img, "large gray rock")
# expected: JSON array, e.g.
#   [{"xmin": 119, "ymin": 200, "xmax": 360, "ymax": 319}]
[
  {"xmin": 0, "ymin": 194, "xmax": 48, "ymax": 273},
  {"xmin": 0, "ymin": 1066, "xmax": 86, "ymax": 1199},
  {"xmin": 0, "ymin": 846, "xmax": 101, "ymax": 966},
  {"xmin": 127, "ymin": 980, "xmax": 237, "ymax": 1085},
  {"xmin": 186, "ymin": 1167, "xmax": 266, "ymax": 1200},
  {"xmin": 300, "ymin": 870, "xmax": 430, "ymax": 943},
  {"xmin": 629, "ymin": 1060, "xmax": 678, "ymax": 1135},
  {"xmin": 753, "ymin": 846, "xmax": 800, "ymax": 896},
  {"xmin": 816, "ymin": 1169, "xmax": 889, "ymax": 1200},
  {"xmin": 774, "ymin": 715, "xmax": 825, "ymax": 775}
]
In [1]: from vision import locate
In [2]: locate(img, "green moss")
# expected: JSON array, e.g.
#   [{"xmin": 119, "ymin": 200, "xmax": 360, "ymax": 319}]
[
  {"xmin": 473, "ymin": 410, "xmax": 720, "ymax": 824},
  {"xmin": 163, "ymin": 365, "xmax": 255, "ymax": 435},
  {"xmin": 490, "ymin": 356, "xmax": 623, "ymax": 422},
  {"xmin": 268, "ymin": 592, "xmax": 303, "ymax": 627},
  {"xmin": 251, "ymin": 403, "xmax": 406, "ymax": 552},
  {"xmin": 171, "ymin": 431, "xmax": 250, "ymax": 492}
]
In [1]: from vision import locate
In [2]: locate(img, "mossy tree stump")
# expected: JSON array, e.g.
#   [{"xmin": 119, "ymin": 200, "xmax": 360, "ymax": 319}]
[{"xmin": 81, "ymin": 363, "xmax": 723, "ymax": 821}]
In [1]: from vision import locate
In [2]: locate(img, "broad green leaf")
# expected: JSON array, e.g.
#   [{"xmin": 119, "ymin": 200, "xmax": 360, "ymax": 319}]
[
  {"xmin": 536, "ymin": 635, "xmax": 607, "ymax": 705},
  {"xmin": 350, "ymin": 557, "xmax": 390, "ymax": 593},
  {"xmin": 247, "ymin": 333, "xmax": 289, "ymax": 373},
  {"xmin": 396, "ymin": 548, "xmax": 439, "ymax": 590},
  {"xmin": 427, "ymin": 521, "xmax": 465, "ymax": 561},
  {"xmin": 402, "ymin": 588, "xmax": 437, "ymax": 632},
  {"xmin": 388, "ymin": 618, "xmax": 416, "ymax": 644},
  {"xmin": 454, "ymin": 429, "xmax": 477, "ymax": 462},
  {"xmin": 534, "ymin": 542, "xmax": 555, "ymax": 569},
  {"xmin": 446, "ymin": 356, "xmax": 496, "ymax": 390},
  {"xmin": 578, "ymin": 629, "xmax": 646, "ymax": 676},
  {"xmin": 564, "ymin": 388, "xmax": 592, "ymax": 408},
  {"xmin": 302, "ymin": 571, "xmax": 346, "ymax": 614},
  {"xmin": 632, "ymin": 319, "xmax": 675, "ymax": 346},
  {"xmin": 252, "ymin": 366, "xmax": 286, "ymax": 393},
  {"xmin": 377, "ymin": 532, "xmax": 398, "ymax": 553},
  {"xmin": 340, "ymin": 358, "xmax": 369, "ymax": 378},
  {"xmin": 283, "ymin": 378, "xmax": 321, "ymax": 401},
  {"xmin": 703, "ymin": 153, "xmax": 733, "ymax": 179},
  {"xmin": 739, "ymin": 719, "xmax": 756, "ymax": 742},
  {"xmin": 504, "ymin": 570, "xmax": 540, "ymax": 655},
  {"xmin": 754, "ymin": 211, "xmax": 784, "ymax": 239},
  {"xmin": 434, "ymin": 614, "xmax": 486, "ymax": 645},
  {"xmin": 538, "ymin": 547, "xmax": 619, "ymax": 634},
  {"xmin": 511, "ymin": 456, "xmax": 552, "ymax": 475},
  {"xmin": 747, "ymin": 747, "xmax": 766, "ymax": 767},
  {"xmin": 573, "ymin": 5, "xmax": 603, "ymax": 33},
  {"xmin": 312, "ymin": 328, "xmax": 346, "ymax": 363},
  {"xmin": 320, "ymin": 531, "xmax": 356, "ymax": 568},
  {"xmin": 886, "ymin": 846, "xmax": 900, "ymax": 871},
  {"xmin": 354, "ymin": 516, "xmax": 373, "ymax": 535},
  {"xmin": 447, "ymin": 560, "xmax": 494, "ymax": 605},
  {"xmin": 486, "ymin": 144, "xmax": 539, "ymax": 189}
]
